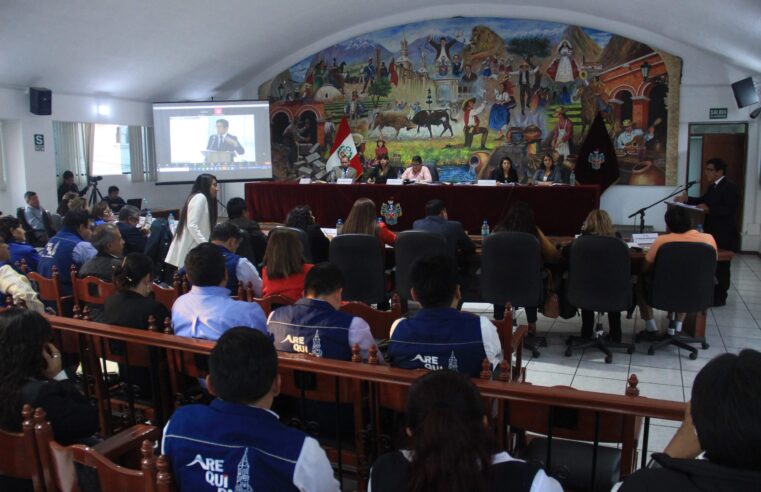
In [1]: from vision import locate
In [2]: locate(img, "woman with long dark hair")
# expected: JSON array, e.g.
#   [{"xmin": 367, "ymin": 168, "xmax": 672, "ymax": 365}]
[
  {"xmin": 532, "ymin": 153, "xmax": 564, "ymax": 185},
  {"xmin": 490, "ymin": 157, "xmax": 519, "ymax": 184},
  {"xmin": 341, "ymin": 197, "xmax": 396, "ymax": 246},
  {"xmin": 261, "ymin": 228, "xmax": 314, "ymax": 301},
  {"xmin": 370, "ymin": 370, "xmax": 560, "ymax": 492},
  {"xmin": 285, "ymin": 205, "xmax": 330, "ymax": 263},
  {"xmin": 0, "ymin": 308, "xmax": 97, "ymax": 445},
  {"xmin": 165, "ymin": 174, "xmax": 218, "ymax": 268}
]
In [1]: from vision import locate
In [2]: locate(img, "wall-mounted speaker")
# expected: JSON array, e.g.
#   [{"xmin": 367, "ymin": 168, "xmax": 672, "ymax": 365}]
[{"xmin": 29, "ymin": 87, "xmax": 52, "ymax": 115}]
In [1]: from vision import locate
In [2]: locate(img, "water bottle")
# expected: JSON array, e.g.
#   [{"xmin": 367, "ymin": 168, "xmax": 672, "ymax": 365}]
[
  {"xmin": 569, "ymin": 170, "xmax": 576, "ymax": 186},
  {"xmin": 142, "ymin": 197, "xmax": 148, "ymax": 212},
  {"xmin": 481, "ymin": 220, "xmax": 490, "ymax": 238},
  {"xmin": 336, "ymin": 218, "xmax": 343, "ymax": 235},
  {"xmin": 168, "ymin": 213, "xmax": 176, "ymax": 232},
  {"xmin": 377, "ymin": 216, "xmax": 383, "ymax": 226},
  {"xmin": 145, "ymin": 209, "xmax": 153, "ymax": 227}
]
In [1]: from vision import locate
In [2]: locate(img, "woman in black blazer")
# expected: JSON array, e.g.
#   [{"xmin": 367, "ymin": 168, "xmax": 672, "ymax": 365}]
[{"xmin": 490, "ymin": 156, "xmax": 519, "ymax": 183}]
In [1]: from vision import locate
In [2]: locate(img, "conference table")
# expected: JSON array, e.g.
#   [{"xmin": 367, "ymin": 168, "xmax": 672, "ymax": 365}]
[{"xmin": 245, "ymin": 182, "xmax": 601, "ymax": 236}]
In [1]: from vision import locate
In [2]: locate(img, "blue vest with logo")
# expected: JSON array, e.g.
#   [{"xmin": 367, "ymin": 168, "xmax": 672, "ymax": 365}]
[
  {"xmin": 216, "ymin": 244, "xmax": 241, "ymax": 292},
  {"xmin": 163, "ymin": 400, "xmax": 305, "ymax": 492},
  {"xmin": 389, "ymin": 308, "xmax": 486, "ymax": 377},
  {"xmin": 268, "ymin": 298, "xmax": 353, "ymax": 361},
  {"xmin": 37, "ymin": 228, "xmax": 85, "ymax": 294}
]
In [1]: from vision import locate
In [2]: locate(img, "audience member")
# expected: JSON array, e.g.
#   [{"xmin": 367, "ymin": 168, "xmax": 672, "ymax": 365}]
[
  {"xmin": 162, "ymin": 328, "xmax": 339, "ymax": 491},
  {"xmin": 103, "ymin": 185, "xmax": 126, "ymax": 213},
  {"xmin": 38, "ymin": 209, "xmax": 96, "ymax": 294},
  {"xmin": 262, "ymin": 228, "xmax": 314, "ymax": 301},
  {"xmin": 413, "ymin": 199, "xmax": 475, "ymax": 259},
  {"xmin": 56, "ymin": 191, "xmax": 78, "ymax": 216},
  {"xmin": 532, "ymin": 153, "xmax": 565, "ymax": 185},
  {"xmin": 618, "ymin": 349, "xmax": 761, "ymax": 491},
  {"xmin": 0, "ymin": 216, "xmax": 40, "ymax": 271},
  {"xmin": 66, "ymin": 196, "xmax": 88, "ymax": 213},
  {"xmin": 400, "ymin": 155, "xmax": 432, "ymax": 183},
  {"xmin": 0, "ymin": 240, "xmax": 44, "ymax": 312},
  {"xmin": 341, "ymin": 197, "xmax": 396, "ymax": 247},
  {"xmin": 370, "ymin": 370, "xmax": 562, "ymax": 492},
  {"xmin": 388, "ymin": 255, "xmax": 501, "ymax": 377},
  {"xmin": 490, "ymin": 156, "xmax": 519, "ymax": 183},
  {"xmin": 366, "ymin": 154, "xmax": 399, "ymax": 184},
  {"xmin": 23, "ymin": 190, "xmax": 49, "ymax": 244},
  {"xmin": 327, "ymin": 155, "xmax": 358, "ymax": 182},
  {"xmin": 91, "ymin": 201, "xmax": 115, "ymax": 226},
  {"xmin": 77, "ymin": 223, "xmax": 124, "ymax": 281},
  {"xmin": 285, "ymin": 205, "xmax": 329, "ymax": 263},
  {"xmin": 226, "ymin": 196, "xmax": 267, "ymax": 265},
  {"xmin": 57, "ymin": 170, "xmax": 88, "ymax": 202},
  {"xmin": 117, "ymin": 204, "xmax": 147, "ymax": 256},
  {"xmin": 268, "ymin": 262, "xmax": 376, "ymax": 361},
  {"xmin": 209, "ymin": 222, "xmax": 262, "ymax": 296},
  {"xmin": 636, "ymin": 206, "xmax": 716, "ymax": 336},
  {"xmin": 98, "ymin": 253, "xmax": 170, "ymax": 329},
  {"xmin": 165, "ymin": 173, "xmax": 218, "ymax": 268},
  {"xmin": 172, "ymin": 243, "xmax": 265, "ymax": 340}
]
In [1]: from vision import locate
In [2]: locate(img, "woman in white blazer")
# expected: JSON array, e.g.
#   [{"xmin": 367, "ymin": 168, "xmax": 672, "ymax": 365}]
[{"xmin": 165, "ymin": 174, "xmax": 218, "ymax": 268}]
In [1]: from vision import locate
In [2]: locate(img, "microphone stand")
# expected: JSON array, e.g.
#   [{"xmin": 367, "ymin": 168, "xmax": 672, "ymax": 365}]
[{"xmin": 628, "ymin": 181, "xmax": 697, "ymax": 233}]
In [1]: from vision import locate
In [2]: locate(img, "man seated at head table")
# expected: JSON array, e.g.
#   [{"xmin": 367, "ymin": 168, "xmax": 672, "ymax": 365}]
[
  {"xmin": 388, "ymin": 254, "xmax": 502, "ymax": 377},
  {"xmin": 172, "ymin": 243, "xmax": 266, "ymax": 341},
  {"xmin": 400, "ymin": 155, "xmax": 432, "ymax": 183},
  {"xmin": 326, "ymin": 155, "xmax": 358, "ymax": 182},
  {"xmin": 267, "ymin": 262, "xmax": 379, "ymax": 362}
]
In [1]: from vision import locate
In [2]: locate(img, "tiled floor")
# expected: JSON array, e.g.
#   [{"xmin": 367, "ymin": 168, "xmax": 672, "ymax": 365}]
[{"xmin": 461, "ymin": 253, "xmax": 761, "ymax": 455}]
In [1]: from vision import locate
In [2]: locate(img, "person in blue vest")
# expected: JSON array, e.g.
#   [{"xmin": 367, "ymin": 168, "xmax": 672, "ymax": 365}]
[
  {"xmin": 0, "ymin": 216, "xmax": 40, "ymax": 271},
  {"xmin": 388, "ymin": 254, "xmax": 502, "ymax": 378},
  {"xmin": 171, "ymin": 243, "xmax": 266, "ymax": 341},
  {"xmin": 37, "ymin": 208, "xmax": 96, "ymax": 295},
  {"xmin": 162, "ymin": 327, "xmax": 340, "ymax": 492},
  {"xmin": 210, "ymin": 222, "xmax": 262, "ymax": 297},
  {"xmin": 268, "ymin": 262, "xmax": 377, "ymax": 361}
]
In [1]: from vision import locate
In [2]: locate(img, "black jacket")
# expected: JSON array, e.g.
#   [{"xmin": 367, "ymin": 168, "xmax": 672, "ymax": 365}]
[
  {"xmin": 687, "ymin": 178, "xmax": 739, "ymax": 251},
  {"xmin": 97, "ymin": 289, "xmax": 171, "ymax": 329},
  {"xmin": 117, "ymin": 221, "xmax": 147, "ymax": 256},
  {"xmin": 78, "ymin": 252, "xmax": 122, "ymax": 282},
  {"xmin": 620, "ymin": 453, "xmax": 761, "ymax": 492},
  {"xmin": 412, "ymin": 215, "xmax": 476, "ymax": 258}
]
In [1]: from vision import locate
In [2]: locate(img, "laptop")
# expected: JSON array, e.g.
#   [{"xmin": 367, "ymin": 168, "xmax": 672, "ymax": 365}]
[{"xmin": 126, "ymin": 198, "xmax": 143, "ymax": 210}]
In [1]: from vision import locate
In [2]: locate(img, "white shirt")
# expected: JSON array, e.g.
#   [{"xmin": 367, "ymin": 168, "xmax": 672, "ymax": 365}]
[
  {"xmin": 0, "ymin": 265, "xmax": 45, "ymax": 313},
  {"xmin": 236, "ymin": 257, "xmax": 263, "ymax": 297}
]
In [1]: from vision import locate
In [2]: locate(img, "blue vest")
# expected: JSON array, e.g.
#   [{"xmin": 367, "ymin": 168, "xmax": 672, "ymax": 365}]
[
  {"xmin": 163, "ymin": 400, "xmax": 305, "ymax": 492},
  {"xmin": 9, "ymin": 241, "xmax": 39, "ymax": 272},
  {"xmin": 389, "ymin": 308, "xmax": 486, "ymax": 377},
  {"xmin": 216, "ymin": 244, "xmax": 241, "ymax": 292},
  {"xmin": 268, "ymin": 298, "xmax": 353, "ymax": 361},
  {"xmin": 37, "ymin": 228, "xmax": 85, "ymax": 294}
]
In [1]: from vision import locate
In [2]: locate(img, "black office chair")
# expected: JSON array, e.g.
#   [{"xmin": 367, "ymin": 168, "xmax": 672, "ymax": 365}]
[
  {"xmin": 394, "ymin": 230, "xmax": 450, "ymax": 301},
  {"xmin": 16, "ymin": 207, "xmax": 47, "ymax": 247},
  {"xmin": 480, "ymin": 232, "xmax": 546, "ymax": 358},
  {"xmin": 271, "ymin": 226, "xmax": 312, "ymax": 263},
  {"xmin": 564, "ymin": 236, "xmax": 635, "ymax": 363},
  {"xmin": 425, "ymin": 165, "xmax": 439, "ymax": 182},
  {"xmin": 637, "ymin": 242, "xmax": 715, "ymax": 359},
  {"xmin": 329, "ymin": 234, "xmax": 386, "ymax": 305}
]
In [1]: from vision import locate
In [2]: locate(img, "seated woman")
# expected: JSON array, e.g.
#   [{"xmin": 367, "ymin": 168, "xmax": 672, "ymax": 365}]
[
  {"xmin": 0, "ymin": 216, "xmax": 40, "ymax": 271},
  {"xmin": 532, "ymin": 153, "xmax": 565, "ymax": 185},
  {"xmin": 365, "ymin": 155, "xmax": 399, "ymax": 184},
  {"xmin": 493, "ymin": 202, "xmax": 562, "ymax": 333},
  {"xmin": 91, "ymin": 201, "xmax": 116, "ymax": 226},
  {"xmin": 56, "ymin": 191, "xmax": 79, "ymax": 216},
  {"xmin": 0, "ymin": 240, "xmax": 44, "ymax": 312},
  {"xmin": 261, "ymin": 228, "xmax": 314, "ymax": 302},
  {"xmin": 341, "ymin": 197, "xmax": 396, "ymax": 247},
  {"xmin": 490, "ymin": 156, "xmax": 519, "ymax": 184},
  {"xmin": 285, "ymin": 205, "xmax": 330, "ymax": 263},
  {"xmin": 370, "ymin": 370, "xmax": 561, "ymax": 492}
]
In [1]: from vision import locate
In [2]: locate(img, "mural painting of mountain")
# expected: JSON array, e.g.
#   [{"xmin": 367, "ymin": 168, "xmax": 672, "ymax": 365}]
[{"xmin": 259, "ymin": 17, "xmax": 680, "ymax": 186}]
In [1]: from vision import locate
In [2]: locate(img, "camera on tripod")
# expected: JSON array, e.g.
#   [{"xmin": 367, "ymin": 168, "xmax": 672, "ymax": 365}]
[{"xmin": 88, "ymin": 175, "xmax": 103, "ymax": 184}]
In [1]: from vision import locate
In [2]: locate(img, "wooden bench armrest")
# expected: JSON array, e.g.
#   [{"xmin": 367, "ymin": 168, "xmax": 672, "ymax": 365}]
[
  {"xmin": 512, "ymin": 325, "xmax": 528, "ymax": 381},
  {"xmin": 92, "ymin": 424, "xmax": 160, "ymax": 459}
]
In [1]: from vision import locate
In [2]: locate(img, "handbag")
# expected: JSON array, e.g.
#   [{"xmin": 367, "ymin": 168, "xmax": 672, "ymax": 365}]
[{"xmin": 541, "ymin": 270, "xmax": 561, "ymax": 319}]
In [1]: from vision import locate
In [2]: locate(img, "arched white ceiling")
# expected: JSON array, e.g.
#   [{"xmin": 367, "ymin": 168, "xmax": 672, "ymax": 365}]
[{"xmin": 0, "ymin": 0, "xmax": 758, "ymax": 102}]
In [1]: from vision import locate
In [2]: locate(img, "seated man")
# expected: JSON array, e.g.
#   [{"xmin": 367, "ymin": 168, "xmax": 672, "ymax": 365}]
[
  {"xmin": 400, "ymin": 155, "xmax": 432, "ymax": 183},
  {"xmin": 0, "ymin": 216, "xmax": 40, "ymax": 271},
  {"xmin": 162, "ymin": 328, "xmax": 339, "ymax": 491},
  {"xmin": 618, "ymin": 349, "xmax": 761, "ymax": 491},
  {"xmin": 116, "ymin": 205, "xmax": 147, "ymax": 256},
  {"xmin": 636, "ymin": 206, "xmax": 717, "ymax": 335},
  {"xmin": 268, "ymin": 262, "xmax": 377, "ymax": 361},
  {"xmin": 326, "ymin": 155, "xmax": 358, "ymax": 182},
  {"xmin": 412, "ymin": 199, "xmax": 476, "ymax": 259},
  {"xmin": 78, "ymin": 224, "xmax": 124, "ymax": 281},
  {"xmin": 388, "ymin": 255, "xmax": 501, "ymax": 377},
  {"xmin": 38, "ymin": 209, "xmax": 97, "ymax": 295},
  {"xmin": 210, "ymin": 222, "xmax": 262, "ymax": 296},
  {"xmin": 103, "ymin": 185, "xmax": 126, "ymax": 213},
  {"xmin": 172, "ymin": 243, "xmax": 266, "ymax": 340},
  {"xmin": 23, "ymin": 190, "xmax": 49, "ymax": 245},
  {"xmin": 226, "ymin": 196, "xmax": 267, "ymax": 266}
]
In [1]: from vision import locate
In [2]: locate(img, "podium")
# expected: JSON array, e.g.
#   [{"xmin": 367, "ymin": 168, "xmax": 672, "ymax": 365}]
[
  {"xmin": 666, "ymin": 201, "xmax": 704, "ymax": 229},
  {"xmin": 202, "ymin": 150, "xmax": 234, "ymax": 164}
]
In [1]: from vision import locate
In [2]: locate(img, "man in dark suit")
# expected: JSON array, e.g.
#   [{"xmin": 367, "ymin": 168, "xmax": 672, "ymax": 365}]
[
  {"xmin": 413, "ymin": 199, "xmax": 476, "ymax": 261},
  {"xmin": 677, "ymin": 158, "xmax": 739, "ymax": 305},
  {"xmin": 206, "ymin": 119, "xmax": 245, "ymax": 155},
  {"xmin": 116, "ymin": 205, "xmax": 147, "ymax": 256}
]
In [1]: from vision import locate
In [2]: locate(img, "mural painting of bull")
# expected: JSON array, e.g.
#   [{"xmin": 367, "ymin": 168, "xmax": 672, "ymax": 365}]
[
  {"xmin": 369, "ymin": 111, "xmax": 416, "ymax": 139},
  {"xmin": 412, "ymin": 109, "xmax": 458, "ymax": 138}
]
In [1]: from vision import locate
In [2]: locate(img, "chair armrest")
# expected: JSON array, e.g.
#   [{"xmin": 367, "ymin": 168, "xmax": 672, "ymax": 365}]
[
  {"xmin": 92, "ymin": 424, "xmax": 161, "ymax": 459},
  {"xmin": 512, "ymin": 325, "xmax": 528, "ymax": 381}
]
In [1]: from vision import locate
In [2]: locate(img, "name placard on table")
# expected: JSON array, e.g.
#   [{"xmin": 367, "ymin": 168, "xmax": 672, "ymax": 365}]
[
  {"xmin": 299, "ymin": 178, "xmax": 312, "ymax": 184},
  {"xmin": 386, "ymin": 178, "xmax": 403, "ymax": 185},
  {"xmin": 337, "ymin": 178, "xmax": 354, "ymax": 185},
  {"xmin": 477, "ymin": 179, "xmax": 497, "ymax": 187}
]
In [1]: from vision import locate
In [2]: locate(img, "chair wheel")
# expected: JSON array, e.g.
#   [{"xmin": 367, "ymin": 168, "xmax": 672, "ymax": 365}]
[
  {"xmin": 701, "ymin": 342, "xmax": 710, "ymax": 349},
  {"xmin": 604, "ymin": 355, "xmax": 612, "ymax": 364},
  {"xmin": 647, "ymin": 346, "xmax": 655, "ymax": 355},
  {"xmin": 532, "ymin": 349, "xmax": 541, "ymax": 358},
  {"xmin": 565, "ymin": 337, "xmax": 572, "ymax": 346},
  {"xmin": 564, "ymin": 348, "xmax": 572, "ymax": 357},
  {"xmin": 627, "ymin": 347, "xmax": 634, "ymax": 354},
  {"xmin": 689, "ymin": 351, "xmax": 698, "ymax": 360}
]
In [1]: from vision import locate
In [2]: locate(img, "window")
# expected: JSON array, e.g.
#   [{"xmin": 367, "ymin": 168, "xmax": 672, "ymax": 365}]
[
  {"xmin": 0, "ymin": 121, "xmax": 6, "ymax": 191},
  {"xmin": 91, "ymin": 124, "xmax": 131, "ymax": 176}
]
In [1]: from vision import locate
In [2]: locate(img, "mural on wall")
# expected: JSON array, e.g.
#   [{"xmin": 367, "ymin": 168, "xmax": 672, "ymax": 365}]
[{"xmin": 259, "ymin": 17, "xmax": 681, "ymax": 185}]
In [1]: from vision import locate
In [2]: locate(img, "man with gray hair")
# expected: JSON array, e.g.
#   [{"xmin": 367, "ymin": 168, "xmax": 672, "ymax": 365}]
[
  {"xmin": 117, "ymin": 204, "xmax": 147, "ymax": 255},
  {"xmin": 78, "ymin": 223, "xmax": 124, "ymax": 281}
]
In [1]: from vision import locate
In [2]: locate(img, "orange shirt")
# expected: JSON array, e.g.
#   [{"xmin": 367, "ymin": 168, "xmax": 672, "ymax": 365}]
[
  {"xmin": 262, "ymin": 263, "xmax": 314, "ymax": 301},
  {"xmin": 645, "ymin": 230, "xmax": 717, "ymax": 264}
]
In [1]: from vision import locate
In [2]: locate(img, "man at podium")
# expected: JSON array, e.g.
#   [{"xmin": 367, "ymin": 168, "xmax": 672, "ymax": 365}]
[{"xmin": 206, "ymin": 118, "xmax": 245, "ymax": 156}]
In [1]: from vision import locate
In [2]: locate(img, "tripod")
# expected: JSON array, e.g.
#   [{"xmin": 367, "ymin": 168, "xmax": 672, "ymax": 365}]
[{"xmin": 87, "ymin": 180, "xmax": 105, "ymax": 208}]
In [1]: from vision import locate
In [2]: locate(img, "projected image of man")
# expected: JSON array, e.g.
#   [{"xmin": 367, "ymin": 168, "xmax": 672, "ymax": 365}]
[{"xmin": 207, "ymin": 119, "xmax": 245, "ymax": 156}]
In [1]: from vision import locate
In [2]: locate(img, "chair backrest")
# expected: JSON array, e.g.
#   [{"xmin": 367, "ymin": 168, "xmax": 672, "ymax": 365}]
[
  {"xmin": 394, "ymin": 231, "xmax": 450, "ymax": 300},
  {"xmin": 650, "ymin": 242, "xmax": 717, "ymax": 313},
  {"xmin": 339, "ymin": 294, "xmax": 401, "ymax": 339},
  {"xmin": 567, "ymin": 235, "xmax": 632, "ymax": 312},
  {"xmin": 71, "ymin": 269, "xmax": 117, "ymax": 307},
  {"xmin": 252, "ymin": 294, "xmax": 294, "ymax": 316},
  {"xmin": 480, "ymin": 232, "xmax": 543, "ymax": 307},
  {"xmin": 425, "ymin": 165, "xmax": 439, "ymax": 182},
  {"xmin": 329, "ymin": 234, "xmax": 385, "ymax": 304},
  {"xmin": 271, "ymin": 226, "xmax": 312, "ymax": 263},
  {"xmin": 151, "ymin": 283, "xmax": 179, "ymax": 311},
  {"xmin": 0, "ymin": 405, "xmax": 44, "ymax": 490},
  {"xmin": 16, "ymin": 207, "xmax": 32, "ymax": 232},
  {"xmin": 28, "ymin": 266, "xmax": 66, "ymax": 315},
  {"xmin": 42, "ymin": 211, "xmax": 57, "ymax": 237}
]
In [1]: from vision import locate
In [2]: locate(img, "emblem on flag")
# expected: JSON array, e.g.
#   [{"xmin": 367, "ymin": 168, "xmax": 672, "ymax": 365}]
[{"xmin": 589, "ymin": 149, "xmax": 605, "ymax": 170}]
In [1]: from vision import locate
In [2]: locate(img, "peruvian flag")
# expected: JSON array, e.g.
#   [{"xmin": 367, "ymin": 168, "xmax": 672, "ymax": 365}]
[{"xmin": 326, "ymin": 117, "xmax": 362, "ymax": 177}]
